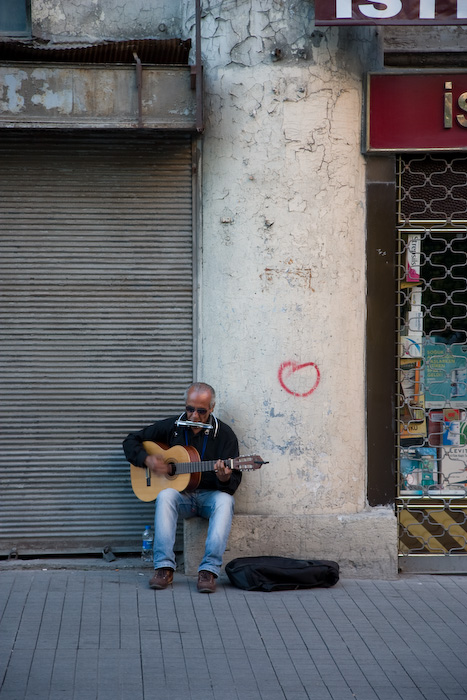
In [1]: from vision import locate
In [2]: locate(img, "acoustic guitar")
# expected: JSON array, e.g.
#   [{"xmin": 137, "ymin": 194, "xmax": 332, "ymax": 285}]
[{"xmin": 130, "ymin": 441, "xmax": 266, "ymax": 501}]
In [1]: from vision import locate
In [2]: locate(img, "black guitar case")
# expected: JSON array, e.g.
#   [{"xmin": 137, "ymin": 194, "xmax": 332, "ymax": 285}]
[{"xmin": 225, "ymin": 556, "xmax": 339, "ymax": 592}]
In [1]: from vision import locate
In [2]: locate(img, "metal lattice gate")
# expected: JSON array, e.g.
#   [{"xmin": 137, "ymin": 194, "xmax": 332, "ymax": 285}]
[{"xmin": 397, "ymin": 154, "xmax": 467, "ymax": 561}]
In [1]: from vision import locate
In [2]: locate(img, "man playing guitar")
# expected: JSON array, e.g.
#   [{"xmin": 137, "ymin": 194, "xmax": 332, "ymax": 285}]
[{"xmin": 123, "ymin": 382, "xmax": 240, "ymax": 593}]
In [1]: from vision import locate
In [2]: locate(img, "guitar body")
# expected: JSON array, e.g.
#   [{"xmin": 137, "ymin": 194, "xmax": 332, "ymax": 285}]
[{"xmin": 130, "ymin": 442, "xmax": 202, "ymax": 502}]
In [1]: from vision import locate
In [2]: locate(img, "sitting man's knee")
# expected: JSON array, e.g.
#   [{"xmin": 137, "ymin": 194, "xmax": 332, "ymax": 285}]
[
  {"xmin": 156, "ymin": 487, "xmax": 179, "ymax": 506},
  {"xmin": 213, "ymin": 491, "xmax": 234, "ymax": 512}
]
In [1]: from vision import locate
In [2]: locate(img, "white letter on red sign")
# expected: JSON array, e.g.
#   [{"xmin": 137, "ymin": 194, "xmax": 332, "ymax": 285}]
[
  {"xmin": 336, "ymin": 0, "xmax": 352, "ymax": 18},
  {"xmin": 457, "ymin": 93, "xmax": 467, "ymax": 127},
  {"xmin": 459, "ymin": 0, "xmax": 467, "ymax": 19},
  {"xmin": 358, "ymin": 1, "xmax": 402, "ymax": 18},
  {"xmin": 419, "ymin": 0, "xmax": 435, "ymax": 18}
]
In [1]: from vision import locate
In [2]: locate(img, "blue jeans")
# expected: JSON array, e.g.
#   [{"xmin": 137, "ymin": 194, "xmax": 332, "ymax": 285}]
[{"xmin": 153, "ymin": 488, "xmax": 235, "ymax": 577}]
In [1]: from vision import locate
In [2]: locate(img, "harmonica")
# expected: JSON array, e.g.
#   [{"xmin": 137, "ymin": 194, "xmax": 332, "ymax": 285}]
[{"xmin": 175, "ymin": 419, "xmax": 214, "ymax": 430}]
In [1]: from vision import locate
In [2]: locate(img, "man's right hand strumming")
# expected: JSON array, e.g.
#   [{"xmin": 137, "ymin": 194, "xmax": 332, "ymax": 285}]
[{"xmin": 144, "ymin": 454, "xmax": 171, "ymax": 475}]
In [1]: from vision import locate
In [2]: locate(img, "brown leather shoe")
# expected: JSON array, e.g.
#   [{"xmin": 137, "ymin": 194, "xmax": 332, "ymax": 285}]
[
  {"xmin": 197, "ymin": 570, "xmax": 217, "ymax": 593},
  {"xmin": 149, "ymin": 568, "xmax": 174, "ymax": 590}
]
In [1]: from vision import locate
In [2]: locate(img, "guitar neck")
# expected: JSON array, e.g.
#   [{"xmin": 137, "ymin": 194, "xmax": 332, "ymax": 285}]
[{"xmin": 174, "ymin": 459, "xmax": 224, "ymax": 475}]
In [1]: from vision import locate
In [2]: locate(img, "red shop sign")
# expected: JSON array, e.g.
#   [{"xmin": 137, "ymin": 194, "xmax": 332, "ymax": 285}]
[
  {"xmin": 367, "ymin": 72, "xmax": 467, "ymax": 152},
  {"xmin": 315, "ymin": 1, "xmax": 467, "ymax": 25}
]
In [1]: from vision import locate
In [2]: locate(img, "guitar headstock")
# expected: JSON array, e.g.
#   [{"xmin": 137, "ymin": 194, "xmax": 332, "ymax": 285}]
[{"xmin": 231, "ymin": 455, "xmax": 268, "ymax": 471}]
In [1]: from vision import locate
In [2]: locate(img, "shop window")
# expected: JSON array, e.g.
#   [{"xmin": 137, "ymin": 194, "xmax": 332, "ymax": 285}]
[
  {"xmin": 397, "ymin": 154, "xmax": 467, "ymax": 556},
  {"xmin": 0, "ymin": 0, "xmax": 30, "ymax": 37}
]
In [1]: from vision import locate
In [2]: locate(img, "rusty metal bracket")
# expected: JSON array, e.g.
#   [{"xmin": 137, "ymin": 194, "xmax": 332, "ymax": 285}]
[
  {"xmin": 194, "ymin": 0, "xmax": 204, "ymax": 133},
  {"xmin": 133, "ymin": 51, "xmax": 143, "ymax": 128}
]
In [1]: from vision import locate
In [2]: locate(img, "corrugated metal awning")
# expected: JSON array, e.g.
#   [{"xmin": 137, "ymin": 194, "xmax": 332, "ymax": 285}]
[{"xmin": 0, "ymin": 38, "xmax": 191, "ymax": 64}]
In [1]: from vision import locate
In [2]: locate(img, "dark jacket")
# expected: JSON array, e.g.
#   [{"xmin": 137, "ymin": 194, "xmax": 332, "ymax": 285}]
[{"xmin": 123, "ymin": 414, "xmax": 241, "ymax": 495}]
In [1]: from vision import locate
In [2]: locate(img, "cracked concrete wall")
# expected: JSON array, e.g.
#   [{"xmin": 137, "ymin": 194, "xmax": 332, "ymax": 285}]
[
  {"xmin": 31, "ymin": 0, "xmax": 182, "ymax": 41},
  {"xmin": 183, "ymin": 1, "xmax": 384, "ymax": 521}
]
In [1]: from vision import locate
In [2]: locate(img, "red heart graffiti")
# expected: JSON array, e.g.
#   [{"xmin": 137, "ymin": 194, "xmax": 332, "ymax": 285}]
[{"xmin": 278, "ymin": 361, "xmax": 320, "ymax": 397}]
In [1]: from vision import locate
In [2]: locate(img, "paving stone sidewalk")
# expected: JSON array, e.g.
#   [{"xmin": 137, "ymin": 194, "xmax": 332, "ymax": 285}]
[{"xmin": 1, "ymin": 567, "xmax": 467, "ymax": 700}]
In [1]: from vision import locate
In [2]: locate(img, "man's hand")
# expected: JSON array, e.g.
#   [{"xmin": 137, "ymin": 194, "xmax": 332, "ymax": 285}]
[
  {"xmin": 214, "ymin": 458, "xmax": 232, "ymax": 483},
  {"xmin": 144, "ymin": 454, "xmax": 171, "ymax": 475}
]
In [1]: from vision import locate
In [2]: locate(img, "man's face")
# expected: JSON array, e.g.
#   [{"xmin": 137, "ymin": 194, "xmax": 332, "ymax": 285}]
[{"xmin": 185, "ymin": 389, "xmax": 214, "ymax": 433}]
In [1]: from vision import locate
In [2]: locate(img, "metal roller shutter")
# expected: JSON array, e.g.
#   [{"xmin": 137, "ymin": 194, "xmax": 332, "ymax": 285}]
[{"xmin": 0, "ymin": 131, "xmax": 194, "ymax": 555}]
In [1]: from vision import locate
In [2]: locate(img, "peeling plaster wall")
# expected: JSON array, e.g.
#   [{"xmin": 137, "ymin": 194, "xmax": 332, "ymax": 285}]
[
  {"xmin": 31, "ymin": 0, "xmax": 182, "ymax": 41},
  {"xmin": 183, "ymin": 1, "xmax": 383, "ymax": 519},
  {"xmin": 200, "ymin": 65, "xmax": 367, "ymax": 516}
]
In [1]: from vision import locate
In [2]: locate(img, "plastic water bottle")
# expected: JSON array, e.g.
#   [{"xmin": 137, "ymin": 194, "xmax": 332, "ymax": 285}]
[{"xmin": 141, "ymin": 525, "xmax": 153, "ymax": 562}]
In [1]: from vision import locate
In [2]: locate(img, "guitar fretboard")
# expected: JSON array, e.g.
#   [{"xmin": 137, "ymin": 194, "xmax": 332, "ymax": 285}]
[{"xmin": 174, "ymin": 460, "xmax": 227, "ymax": 475}]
